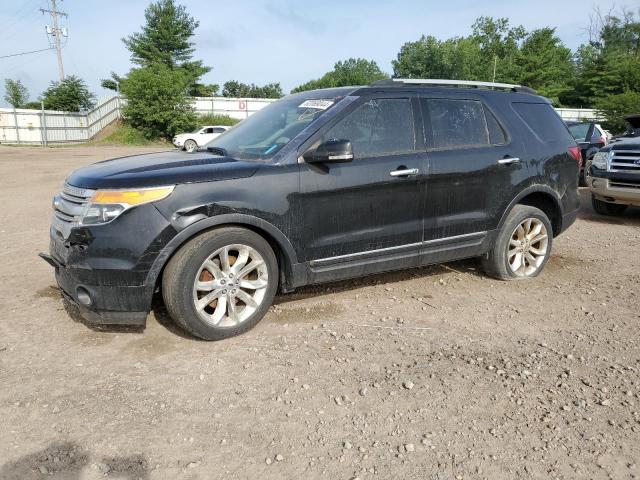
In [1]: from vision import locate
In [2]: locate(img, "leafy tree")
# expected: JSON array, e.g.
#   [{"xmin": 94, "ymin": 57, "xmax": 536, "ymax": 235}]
[
  {"xmin": 113, "ymin": 0, "xmax": 212, "ymax": 137},
  {"xmin": 221, "ymin": 81, "xmax": 283, "ymax": 98},
  {"xmin": 189, "ymin": 83, "xmax": 220, "ymax": 96},
  {"xmin": 122, "ymin": 0, "xmax": 209, "ymax": 82},
  {"xmin": 595, "ymin": 91, "xmax": 640, "ymax": 133},
  {"xmin": 292, "ymin": 58, "xmax": 388, "ymax": 93},
  {"xmin": 121, "ymin": 64, "xmax": 197, "ymax": 138},
  {"xmin": 3, "ymin": 79, "xmax": 29, "ymax": 108},
  {"xmin": 22, "ymin": 101, "xmax": 42, "ymax": 109},
  {"xmin": 515, "ymin": 28, "xmax": 575, "ymax": 104},
  {"xmin": 101, "ymin": 72, "xmax": 124, "ymax": 91},
  {"xmin": 393, "ymin": 35, "xmax": 482, "ymax": 80},
  {"xmin": 42, "ymin": 76, "xmax": 95, "ymax": 112}
]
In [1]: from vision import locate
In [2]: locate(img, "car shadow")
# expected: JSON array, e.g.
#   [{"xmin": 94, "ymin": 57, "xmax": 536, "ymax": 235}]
[
  {"xmin": 62, "ymin": 297, "xmax": 146, "ymax": 335},
  {"xmin": 577, "ymin": 187, "xmax": 640, "ymax": 226},
  {"xmin": 0, "ymin": 440, "xmax": 148, "ymax": 480}
]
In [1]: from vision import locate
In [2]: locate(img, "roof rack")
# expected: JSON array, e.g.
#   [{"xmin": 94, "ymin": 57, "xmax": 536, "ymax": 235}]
[{"xmin": 370, "ymin": 78, "xmax": 537, "ymax": 95}]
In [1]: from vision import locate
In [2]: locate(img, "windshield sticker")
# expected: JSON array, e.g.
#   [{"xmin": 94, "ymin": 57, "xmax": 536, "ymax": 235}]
[{"xmin": 298, "ymin": 99, "xmax": 334, "ymax": 110}]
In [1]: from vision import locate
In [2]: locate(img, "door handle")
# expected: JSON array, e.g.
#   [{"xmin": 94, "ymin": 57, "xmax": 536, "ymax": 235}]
[
  {"xmin": 498, "ymin": 157, "xmax": 520, "ymax": 165},
  {"xmin": 390, "ymin": 168, "xmax": 420, "ymax": 177}
]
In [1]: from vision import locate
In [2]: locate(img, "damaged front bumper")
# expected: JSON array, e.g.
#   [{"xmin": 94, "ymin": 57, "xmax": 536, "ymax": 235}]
[{"xmin": 41, "ymin": 203, "xmax": 176, "ymax": 327}]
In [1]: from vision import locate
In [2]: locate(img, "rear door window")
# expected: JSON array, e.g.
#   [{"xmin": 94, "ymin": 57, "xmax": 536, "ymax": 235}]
[
  {"xmin": 324, "ymin": 98, "xmax": 416, "ymax": 158},
  {"xmin": 422, "ymin": 99, "xmax": 505, "ymax": 149},
  {"xmin": 512, "ymin": 103, "xmax": 574, "ymax": 143}
]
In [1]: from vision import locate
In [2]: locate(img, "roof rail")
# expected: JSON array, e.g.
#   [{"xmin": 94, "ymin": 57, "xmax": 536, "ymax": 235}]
[{"xmin": 370, "ymin": 78, "xmax": 537, "ymax": 94}]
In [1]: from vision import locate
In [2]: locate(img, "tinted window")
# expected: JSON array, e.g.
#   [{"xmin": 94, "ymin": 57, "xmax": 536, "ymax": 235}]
[
  {"xmin": 485, "ymin": 107, "xmax": 507, "ymax": 144},
  {"xmin": 211, "ymin": 127, "xmax": 226, "ymax": 133},
  {"xmin": 513, "ymin": 103, "xmax": 573, "ymax": 142},
  {"xmin": 203, "ymin": 128, "xmax": 214, "ymax": 134},
  {"xmin": 424, "ymin": 99, "xmax": 489, "ymax": 148},
  {"xmin": 324, "ymin": 98, "xmax": 415, "ymax": 158},
  {"xmin": 568, "ymin": 123, "xmax": 590, "ymax": 141}
]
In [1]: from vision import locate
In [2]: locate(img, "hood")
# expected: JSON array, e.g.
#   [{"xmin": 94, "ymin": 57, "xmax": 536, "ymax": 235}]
[
  {"xmin": 66, "ymin": 150, "xmax": 261, "ymax": 189},
  {"xmin": 602, "ymin": 138, "xmax": 640, "ymax": 151}
]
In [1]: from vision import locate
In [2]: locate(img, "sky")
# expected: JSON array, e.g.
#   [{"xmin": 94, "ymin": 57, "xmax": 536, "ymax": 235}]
[{"xmin": 0, "ymin": 0, "xmax": 621, "ymax": 107}]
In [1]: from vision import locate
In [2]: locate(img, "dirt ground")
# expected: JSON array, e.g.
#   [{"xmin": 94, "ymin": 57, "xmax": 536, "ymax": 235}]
[{"xmin": 0, "ymin": 145, "xmax": 639, "ymax": 480}]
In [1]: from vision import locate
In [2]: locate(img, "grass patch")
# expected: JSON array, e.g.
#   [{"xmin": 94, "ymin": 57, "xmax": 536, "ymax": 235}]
[
  {"xmin": 196, "ymin": 114, "xmax": 240, "ymax": 127},
  {"xmin": 92, "ymin": 122, "xmax": 169, "ymax": 146}
]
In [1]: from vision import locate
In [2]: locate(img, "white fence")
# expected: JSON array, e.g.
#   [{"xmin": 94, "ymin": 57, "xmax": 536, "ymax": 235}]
[
  {"xmin": 0, "ymin": 95, "xmax": 122, "ymax": 145},
  {"xmin": 0, "ymin": 95, "xmax": 275, "ymax": 145},
  {"xmin": 192, "ymin": 97, "xmax": 275, "ymax": 120},
  {"xmin": 0, "ymin": 95, "xmax": 602, "ymax": 145},
  {"xmin": 555, "ymin": 108, "xmax": 601, "ymax": 122}
]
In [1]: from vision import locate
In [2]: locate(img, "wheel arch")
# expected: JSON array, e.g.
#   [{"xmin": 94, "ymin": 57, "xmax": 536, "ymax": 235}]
[
  {"xmin": 498, "ymin": 186, "xmax": 564, "ymax": 237},
  {"xmin": 146, "ymin": 214, "xmax": 299, "ymax": 293}
]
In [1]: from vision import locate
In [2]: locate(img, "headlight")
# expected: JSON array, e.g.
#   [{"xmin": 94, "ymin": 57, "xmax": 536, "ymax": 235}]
[
  {"xmin": 79, "ymin": 186, "xmax": 175, "ymax": 226},
  {"xmin": 591, "ymin": 151, "xmax": 610, "ymax": 169}
]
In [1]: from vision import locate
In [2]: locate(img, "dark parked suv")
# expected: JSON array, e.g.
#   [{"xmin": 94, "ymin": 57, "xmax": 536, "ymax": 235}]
[{"xmin": 41, "ymin": 79, "xmax": 580, "ymax": 340}]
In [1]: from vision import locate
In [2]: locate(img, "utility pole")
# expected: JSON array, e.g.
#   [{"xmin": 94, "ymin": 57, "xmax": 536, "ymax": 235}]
[
  {"xmin": 492, "ymin": 56, "xmax": 497, "ymax": 83},
  {"xmin": 41, "ymin": 0, "xmax": 67, "ymax": 81}
]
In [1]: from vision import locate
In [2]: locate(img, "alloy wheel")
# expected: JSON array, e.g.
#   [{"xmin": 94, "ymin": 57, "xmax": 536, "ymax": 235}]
[
  {"xmin": 192, "ymin": 244, "xmax": 269, "ymax": 327},
  {"xmin": 507, "ymin": 217, "xmax": 549, "ymax": 277}
]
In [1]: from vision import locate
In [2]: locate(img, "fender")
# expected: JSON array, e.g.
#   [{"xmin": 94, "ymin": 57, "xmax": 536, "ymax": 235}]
[
  {"xmin": 144, "ymin": 213, "xmax": 299, "ymax": 289},
  {"xmin": 496, "ymin": 184, "xmax": 564, "ymax": 234}
]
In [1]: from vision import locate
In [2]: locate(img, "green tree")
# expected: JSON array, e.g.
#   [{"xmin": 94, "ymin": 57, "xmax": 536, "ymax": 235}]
[
  {"xmin": 101, "ymin": 72, "xmax": 124, "ymax": 91},
  {"xmin": 42, "ymin": 76, "xmax": 95, "ymax": 112},
  {"xmin": 393, "ymin": 35, "xmax": 482, "ymax": 80},
  {"xmin": 122, "ymin": 0, "xmax": 209, "ymax": 82},
  {"xmin": 515, "ymin": 28, "xmax": 575, "ymax": 104},
  {"xmin": 292, "ymin": 58, "xmax": 388, "ymax": 93},
  {"xmin": 595, "ymin": 91, "xmax": 640, "ymax": 133},
  {"xmin": 121, "ymin": 64, "xmax": 197, "ymax": 138},
  {"xmin": 189, "ymin": 83, "xmax": 220, "ymax": 96},
  {"xmin": 221, "ymin": 81, "xmax": 283, "ymax": 98},
  {"xmin": 113, "ymin": 0, "xmax": 211, "ymax": 138},
  {"xmin": 3, "ymin": 79, "xmax": 29, "ymax": 108}
]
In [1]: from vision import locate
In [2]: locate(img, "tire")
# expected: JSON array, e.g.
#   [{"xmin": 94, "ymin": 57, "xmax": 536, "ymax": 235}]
[
  {"xmin": 162, "ymin": 227, "xmax": 278, "ymax": 340},
  {"xmin": 184, "ymin": 139, "xmax": 198, "ymax": 153},
  {"xmin": 591, "ymin": 194, "xmax": 627, "ymax": 216},
  {"xmin": 580, "ymin": 156, "xmax": 592, "ymax": 187},
  {"xmin": 481, "ymin": 205, "xmax": 553, "ymax": 281}
]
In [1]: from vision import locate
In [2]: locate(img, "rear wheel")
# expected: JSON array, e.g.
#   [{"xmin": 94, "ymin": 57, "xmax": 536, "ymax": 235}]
[
  {"xmin": 184, "ymin": 139, "xmax": 198, "ymax": 153},
  {"xmin": 162, "ymin": 227, "xmax": 278, "ymax": 340},
  {"xmin": 482, "ymin": 205, "xmax": 552, "ymax": 280},
  {"xmin": 591, "ymin": 194, "xmax": 627, "ymax": 216}
]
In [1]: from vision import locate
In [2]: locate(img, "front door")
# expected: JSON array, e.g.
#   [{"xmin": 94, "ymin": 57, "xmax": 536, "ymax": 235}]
[{"xmin": 298, "ymin": 96, "xmax": 427, "ymax": 272}]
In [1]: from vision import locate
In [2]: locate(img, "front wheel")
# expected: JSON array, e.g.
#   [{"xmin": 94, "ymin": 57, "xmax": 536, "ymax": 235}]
[
  {"xmin": 162, "ymin": 227, "xmax": 278, "ymax": 340},
  {"xmin": 184, "ymin": 139, "xmax": 198, "ymax": 153},
  {"xmin": 481, "ymin": 205, "xmax": 552, "ymax": 280},
  {"xmin": 592, "ymin": 194, "xmax": 627, "ymax": 216}
]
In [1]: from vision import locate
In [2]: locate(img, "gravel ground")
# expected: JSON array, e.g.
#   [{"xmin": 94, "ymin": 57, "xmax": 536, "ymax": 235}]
[{"xmin": 0, "ymin": 145, "xmax": 639, "ymax": 480}]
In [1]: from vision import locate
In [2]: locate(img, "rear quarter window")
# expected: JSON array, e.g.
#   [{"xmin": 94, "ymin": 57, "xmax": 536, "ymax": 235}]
[{"xmin": 512, "ymin": 102, "xmax": 573, "ymax": 143}]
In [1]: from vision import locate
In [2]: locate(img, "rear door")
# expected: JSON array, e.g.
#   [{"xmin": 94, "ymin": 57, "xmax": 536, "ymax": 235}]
[
  {"xmin": 298, "ymin": 95, "xmax": 427, "ymax": 269},
  {"xmin": 420, "ymin": 95, "xmax": 525, "ymax": 242}
]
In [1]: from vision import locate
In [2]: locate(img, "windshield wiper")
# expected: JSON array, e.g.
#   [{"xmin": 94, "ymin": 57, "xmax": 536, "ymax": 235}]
[{"xmin": 206, "ymin": 146, "xmax": 228, "ymax": 156}]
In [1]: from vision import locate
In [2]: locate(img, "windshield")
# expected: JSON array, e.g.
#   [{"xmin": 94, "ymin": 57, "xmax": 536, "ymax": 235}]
[{"xmin": 205, "ymin": 95, "xmax": 340, "ymax": 161}]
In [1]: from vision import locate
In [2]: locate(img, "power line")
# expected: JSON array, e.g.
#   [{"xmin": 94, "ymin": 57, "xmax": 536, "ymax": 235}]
[{"xmin": 0, "ymin": 47, "xmax": 55, "ymax": 60}]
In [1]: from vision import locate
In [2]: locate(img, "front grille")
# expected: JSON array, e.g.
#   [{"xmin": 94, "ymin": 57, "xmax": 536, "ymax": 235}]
[
  {"xmin": 53, "ymin": 184, "xmax": 95, "ymax": 234},
  {"xmin": 610, "ymin": 181, "xmax": 640, "ymax": 190},
  {"xmin": 609, "ymin": 150, "xmax": 640, "ymax": 172}
]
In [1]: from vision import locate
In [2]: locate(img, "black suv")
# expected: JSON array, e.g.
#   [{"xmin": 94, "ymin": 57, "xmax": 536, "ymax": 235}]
[{"xmin": 42, "ymin": 79, "xmax": 580, "ymax": 340}]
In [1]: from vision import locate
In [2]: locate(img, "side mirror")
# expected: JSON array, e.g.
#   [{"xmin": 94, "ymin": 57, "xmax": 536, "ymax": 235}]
[{"xmin": 306, "ymin": 139, "xmax": 354, "ymax": 164}]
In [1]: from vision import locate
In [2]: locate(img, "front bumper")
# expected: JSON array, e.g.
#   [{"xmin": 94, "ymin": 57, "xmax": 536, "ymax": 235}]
[
  {"xmin": 172, "ymin": 137, "xmax": 184, "ymax": 147},
  {"xmin": 40, "ymin": 252, "xmax": 150, "ymax": 326},
  {"xmin": 589, "ymin": 169, "xmax": 640, "ymax": 206},
  {"xmin": 41, "ymin": 203, "xmax": 176, "ymax": 326}
]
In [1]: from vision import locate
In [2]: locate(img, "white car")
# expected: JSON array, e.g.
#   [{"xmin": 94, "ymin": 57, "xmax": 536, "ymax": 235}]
[{"xmin": 172, "ymin": 125, "xmax": 230, "ymax": 152}]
